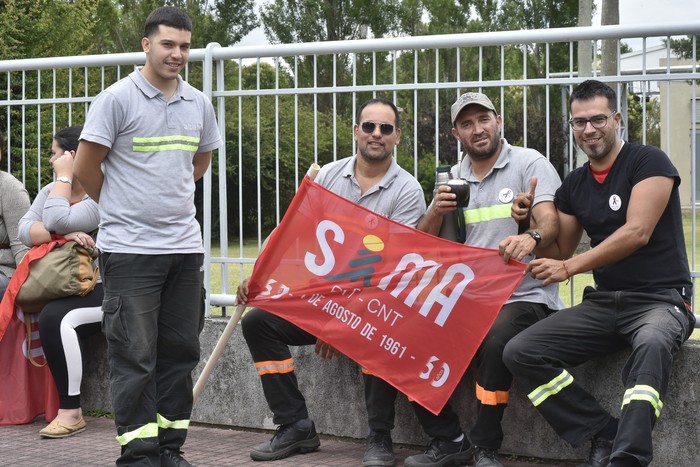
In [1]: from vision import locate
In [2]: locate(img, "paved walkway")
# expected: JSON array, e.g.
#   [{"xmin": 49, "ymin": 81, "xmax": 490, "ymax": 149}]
[{"xmin": 1, "ymin": 416, "xmax": 579, "ymax": 466}]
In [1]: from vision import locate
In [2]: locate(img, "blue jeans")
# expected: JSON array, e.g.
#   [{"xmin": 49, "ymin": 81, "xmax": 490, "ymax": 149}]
[{"xmin": 100, "ymin": 253, "xmax": 204, "ymax": 466}]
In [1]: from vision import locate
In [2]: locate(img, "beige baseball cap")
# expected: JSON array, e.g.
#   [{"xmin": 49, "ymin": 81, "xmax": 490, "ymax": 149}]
[{"xmin": 451, "ymin": 92, "xmax": 497, "ymax": 125}]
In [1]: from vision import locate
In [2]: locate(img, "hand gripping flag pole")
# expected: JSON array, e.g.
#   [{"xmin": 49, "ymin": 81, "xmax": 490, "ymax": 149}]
[{"xmin": 193, "ymin": 163, "xmax": 322, "ymax": 402}]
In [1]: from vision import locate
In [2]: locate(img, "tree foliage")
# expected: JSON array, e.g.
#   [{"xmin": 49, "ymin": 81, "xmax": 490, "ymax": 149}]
[
  {"xmin": 1, "ymin": 0, "xmax": 612, "ymax": 235},
  {"xmin": 0, "ymin": 0, "xmax": 101, "ymax": 60},
  {"xmin": 91, "ymin": 0, "xmax": 258, "ymax": 53},
  {"xmin": 0, "ymin": 0, "xmax": 257, "ymax": 199},
  {"xmin": 667, "ymin": 36, "xmax": 696, "ymax": 60},
  {"xmin": 626, "ymin": 91, "xmax": 660, "ymax": 148}
]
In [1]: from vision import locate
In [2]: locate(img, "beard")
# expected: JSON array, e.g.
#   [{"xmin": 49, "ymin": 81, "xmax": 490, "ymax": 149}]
[
  {"xmin": 463, "ymin": 134, "xmax": 500, "ymax": 161},
  {"xmin": 575, "ymin": 131, "xmax": 616, "ymax": 162}
]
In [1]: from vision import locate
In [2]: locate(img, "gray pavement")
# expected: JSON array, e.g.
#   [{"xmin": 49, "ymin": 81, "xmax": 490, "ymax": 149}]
[{"xmin": 0, "ymin": 416, "xmax": 579, "ymax": 466}]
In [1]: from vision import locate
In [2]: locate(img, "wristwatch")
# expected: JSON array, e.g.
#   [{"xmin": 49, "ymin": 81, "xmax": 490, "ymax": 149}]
[
  {"xmin": 526, "ymin": 230, "xmax": 541, "ymax": 246},
  {"xmin": 56, "ymin": 176, "xmax": 72, "ymax": 185}
]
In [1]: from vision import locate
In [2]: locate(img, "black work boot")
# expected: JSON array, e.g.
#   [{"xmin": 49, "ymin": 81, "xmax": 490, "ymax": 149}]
[
  {"xmin": 474, "ymin": 446, "xmax": 503, "ymax": 467},
  {"xmin": 363, "ymin": 430, "xmax": 395, "ymax": 466},
  {"xmin": 161, "ymin": 448, "xmax": 195, "ymax": 467},
  {"xmin": 577, "ymin": 434, "xmax": 614, "ymax": 467},
  {"xmin": 404, "ymin": 436, "xmax": 474, "ymax": 467},
  {"xmin": 250, "ymin": 418, "xmax": 320, "ymax": 461}
]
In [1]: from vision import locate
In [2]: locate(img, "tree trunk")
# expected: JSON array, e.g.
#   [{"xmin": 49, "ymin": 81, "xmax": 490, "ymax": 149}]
[
  {"xmin": 601, "ymin": 0, "xmax": 620, "ymax": 77},
  {"xmin": 578, "ymin": 0, "xmax": 593, "ymax": 77}
]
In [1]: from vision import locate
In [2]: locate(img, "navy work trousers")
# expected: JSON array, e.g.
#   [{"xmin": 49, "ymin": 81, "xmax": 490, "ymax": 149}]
[{"xmin": 101, "ymin": 253, "xmax": 204, "ymax": 467}]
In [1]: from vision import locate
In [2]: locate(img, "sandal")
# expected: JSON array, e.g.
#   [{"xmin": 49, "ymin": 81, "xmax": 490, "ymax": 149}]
[{"xmin": 39, "ymin": 417, "xmax": 87, "ymax": 438}]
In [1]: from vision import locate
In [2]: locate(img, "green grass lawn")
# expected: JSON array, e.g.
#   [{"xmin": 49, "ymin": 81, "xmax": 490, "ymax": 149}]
[
  {"xmin": 206, "ymin": 212, "xmax": 700, "ymax": 339},
  {"xmin": 207, "ymin": 240, "xmax": 258, "ymax": 317}
]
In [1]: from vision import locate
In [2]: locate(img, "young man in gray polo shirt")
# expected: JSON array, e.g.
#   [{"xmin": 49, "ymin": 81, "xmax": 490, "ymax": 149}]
[
  {"xmin": 74, "ymin": 7, "xmax": 221, "ymax": 467},
  {"xmin": 404, "ymin": 92, "xmax": 562, "ymax": 467},
  {"xmin": 237, "ymin": 98, "xmax": 426, "ymax": 467}
]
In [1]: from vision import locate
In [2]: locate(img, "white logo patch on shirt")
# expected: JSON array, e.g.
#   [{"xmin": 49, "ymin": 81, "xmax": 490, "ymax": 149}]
[
  {"xmin": 499, "ymin": 188, "xmax": 514, "ymax": 204},
  {"xmin": 609, "ymin": 194, "xmax": 622, "ymax": 211}
]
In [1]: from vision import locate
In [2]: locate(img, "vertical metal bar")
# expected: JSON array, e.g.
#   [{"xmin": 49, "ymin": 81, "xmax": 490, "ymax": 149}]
[
  {"xmin": 256, "ymin": 58, "xmax": 262, "ymax": 248},
  {"xmin": 545, "ymin": 43, "xmax": 551, "ymax": 160},
  {"xmin": 691, "ymin": 36, "xmax": 698, "ymax": 295},
  {"xmin": 352, "ymin": 52, "xmax": 357, "ymax": 157},
  {"xmin": 500, "ymin": 46, "xmax": 505, "ymax": 138},
  {"xmin": 373, "ymin": 51, "xmax": 377, "ymax": 98},
  {"xmin": 434, "ymin": 48, "xmax": 439, "ymax": 166},
  {"xmin": 392, "ymin": 50, "xmax": 398, "ymax": 161},
  {"xmin": 333, "ymin": 54, "xmax": 338, "ymax": 162},
  {"xmin": 84, "ymin": 66, "xmax": 89, "ymax": 115},
  {"xmin": 37, "ymin": 70, "xmax": 42, "ymax": 188},
  {"xmin": 4, "ymin": 72, "xmax": 9, "ymax": 172},
  {"xmin": 522, "ymin": 45, "xmax": 527, "ymax": 146},
  {"xmin": 202, "ymin": 43, "xmax": 215, "ymax": 316},
  {"xmin": 455, "ymin": 47, "xmax": 461, "ymax": 161},
  {"xmin": 21, "ymin": 70, "xmax": 26, "ymax": 186},
  {"xmin": 294, "ymin": 56, "xmax": 299, "ymax": 187},
  {"xmin": 68, "ymin": 67, "xmax": 73, "ymax": 126},
  {"xmin": 216, "ymin": 56, "xmax": 229, "ymax": 315},
  {"xmin": 313, "ymin": 54, "xmax": 318, "ymax": 164},
  {"xmin": 237, "ymin": 58, "xmax": 244, "ymax": 270},
  {"xmin": 413, "ymin": 50, "xmax": 418, "ymax": 178},
  {"xmin": 275, "ymin": 57, "xmax": 281, "ymax": 223}
]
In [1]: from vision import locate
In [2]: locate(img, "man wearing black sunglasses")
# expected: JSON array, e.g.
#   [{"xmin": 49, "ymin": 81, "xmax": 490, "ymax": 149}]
[
  {"xmin": 238, "ymin": 98, "xmax": 426, "ymax": 466},
  {"xmin": 505, "ymin": 80, "xmax": 694, "ymax": 467},
  {"xmin": 405, "ymin": 91, "xmax": 563, "ymax": 467}
]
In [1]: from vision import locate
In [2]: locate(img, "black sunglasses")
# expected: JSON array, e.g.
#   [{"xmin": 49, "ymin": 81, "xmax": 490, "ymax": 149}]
[{"xmin": 360, "ymin": 121, "xmax": 395, "ymax": 135}]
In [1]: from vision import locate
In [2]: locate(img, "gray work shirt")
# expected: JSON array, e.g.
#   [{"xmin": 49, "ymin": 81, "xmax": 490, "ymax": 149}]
[
  {"xmin": 315, "ymin": 156, "xmax": 426, "ymax": 228},
  {"xmin": 80, "ymin": 70, "xmax": 221, "ymax": 254}
]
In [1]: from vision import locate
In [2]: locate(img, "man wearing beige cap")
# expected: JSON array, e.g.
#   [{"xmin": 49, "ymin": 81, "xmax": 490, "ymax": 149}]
[{"xmin": 404, "ymin": 92, "xmax": 562, "ymax": 467}]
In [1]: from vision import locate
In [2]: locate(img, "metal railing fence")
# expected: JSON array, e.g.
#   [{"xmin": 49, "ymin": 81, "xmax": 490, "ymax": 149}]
[{"xmin": 1, "ymin": 23, "xmax": 699, "ymax": 325}]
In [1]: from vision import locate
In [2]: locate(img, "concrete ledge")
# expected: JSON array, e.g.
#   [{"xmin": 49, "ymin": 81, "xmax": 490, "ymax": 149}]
[{"xmin": 82, "ymin": 318, "xmax": 700, "ymax": 465}]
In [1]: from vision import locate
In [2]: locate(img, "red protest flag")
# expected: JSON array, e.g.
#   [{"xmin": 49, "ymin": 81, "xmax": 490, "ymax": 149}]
[{"xmin": 246, "ymin": 178, "xmax": 526, "ymax": 414}]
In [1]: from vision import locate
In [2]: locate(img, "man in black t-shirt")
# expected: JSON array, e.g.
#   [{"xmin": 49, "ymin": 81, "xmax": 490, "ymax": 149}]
[{"xmin": 504, "ymin": 80, "xmax": 695, "ymax": 467}]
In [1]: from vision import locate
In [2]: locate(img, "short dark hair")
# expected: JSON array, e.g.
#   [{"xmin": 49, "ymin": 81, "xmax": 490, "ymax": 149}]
[
  {"xmin": 569, "ymin": 79, "xmax": 617, "ymax": 112},
  {"xmin": 53, "ymin": 125, "xmax": 83, "ymax": 152},
  {"xmin": 357, "ymin": 98, "xmax": 400, "ymax": 129},
  {"xmin": 144, "ymin": 6, "xmax": 192, "ymax": 39}
]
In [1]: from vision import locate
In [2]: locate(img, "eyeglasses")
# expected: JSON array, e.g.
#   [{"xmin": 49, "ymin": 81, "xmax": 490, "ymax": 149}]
[
  {"xmin": 360, "ymin": 121, "xmax": 395, "ymax": 135},
  {"xmin": 569, "ymin": 110, "xmax": 616, "ymax": 131}
]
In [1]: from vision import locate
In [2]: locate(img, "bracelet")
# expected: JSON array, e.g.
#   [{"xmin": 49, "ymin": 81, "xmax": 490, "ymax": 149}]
[{"xmin": 562, "ymin": 260, "xmax": 571, "ymax": 285}]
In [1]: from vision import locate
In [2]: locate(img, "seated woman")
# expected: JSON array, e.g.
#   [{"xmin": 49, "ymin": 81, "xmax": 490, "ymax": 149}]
[
  {"xmin": 18, "ymin": 125, "xmax": 101, "ymax": 438},
  {"xmin": 0, "ymin": 132, "xmax": 31, "ymax": 299}
]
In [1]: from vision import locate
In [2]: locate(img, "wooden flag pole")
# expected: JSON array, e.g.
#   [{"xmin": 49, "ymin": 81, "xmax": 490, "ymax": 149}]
[{"xmin": 193, "ymin": 163, "xmax": 321, "ymax": 402}]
